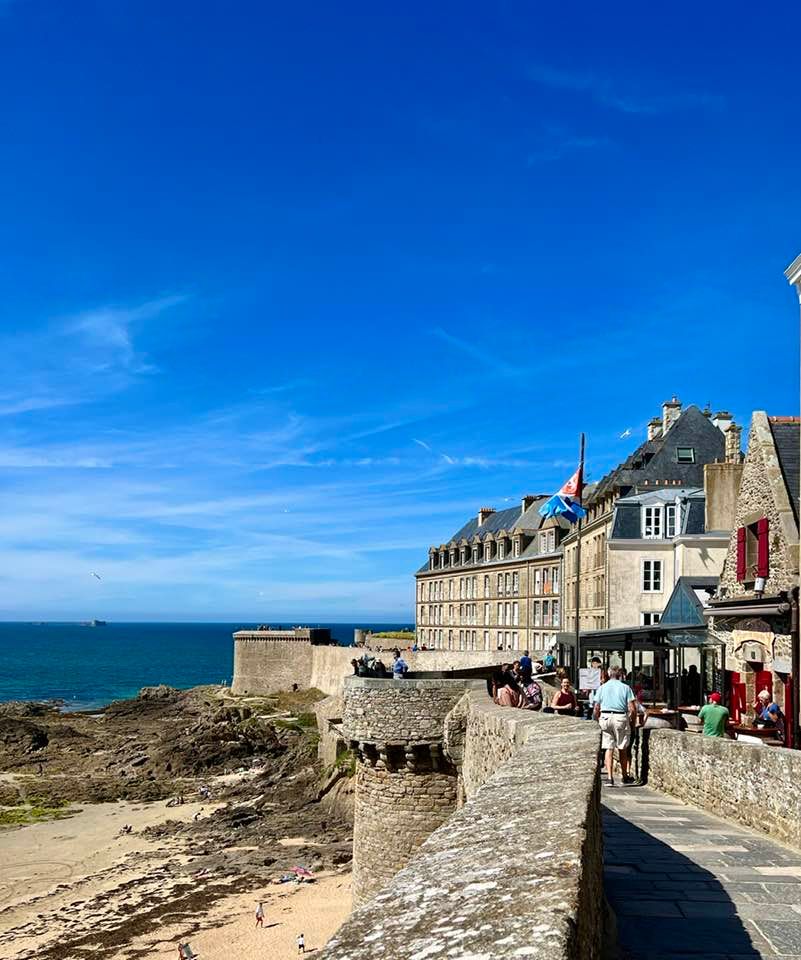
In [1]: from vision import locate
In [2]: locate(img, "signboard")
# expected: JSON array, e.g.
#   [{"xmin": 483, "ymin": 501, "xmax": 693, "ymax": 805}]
[{"xmin": 579, "ymin": 667, "xmax": 601, "ymax": 690}]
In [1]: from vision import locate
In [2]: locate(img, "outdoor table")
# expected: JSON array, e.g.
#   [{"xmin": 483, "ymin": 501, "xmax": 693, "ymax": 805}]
[{"xmin": 731, "ymin": 723, "xmax": 778, "ymax": 740}]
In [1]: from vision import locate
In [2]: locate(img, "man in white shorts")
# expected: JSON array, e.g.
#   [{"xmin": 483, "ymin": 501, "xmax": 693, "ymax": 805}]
[{"xmin": 592, "ymin": 665, "xmax": 637, "ymax": 787}]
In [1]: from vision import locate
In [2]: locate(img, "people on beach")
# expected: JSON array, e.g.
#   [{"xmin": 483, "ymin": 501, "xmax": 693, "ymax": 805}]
[
  {"xmin": 593, "ymin": 665, "xmax": 637, "ymax": 787},
  {"xmin": 297, "ymin": 932, "xmax": 306, "ymax": 954},
  {"xmin": 255, "ymin": 901, "xmax": 265, "ymax": 927},
  {"xmin": 698, "ymin": 692, "xmax": 729, "ymax": 738}
]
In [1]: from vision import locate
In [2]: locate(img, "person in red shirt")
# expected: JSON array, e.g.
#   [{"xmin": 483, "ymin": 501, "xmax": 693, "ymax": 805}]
[{"xmin": 551, "ymin": 677, "xmax": 578, "ymax": 715}]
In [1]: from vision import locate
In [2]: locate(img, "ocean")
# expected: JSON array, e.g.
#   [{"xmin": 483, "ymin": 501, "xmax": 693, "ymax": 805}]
[{"xmin": 0, "ymin": 620, "xmax": 411, "ymax": 710}]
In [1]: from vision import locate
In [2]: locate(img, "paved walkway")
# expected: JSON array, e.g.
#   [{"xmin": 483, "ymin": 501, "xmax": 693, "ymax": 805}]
[{"xmin": 603, "ymin": 784, "xmax": 801, "ymax": 959}]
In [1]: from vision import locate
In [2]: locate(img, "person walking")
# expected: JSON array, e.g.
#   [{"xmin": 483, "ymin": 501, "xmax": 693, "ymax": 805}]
[
  {"xmin": 698, "ymin": 692, "xmax": 729, "ymax": 738},
  {"xmin": 392, "ymin": 652, "xmax": 409, "ymax": 679},
  {"xmin": 255, "ymin": 901, "xmax": 265, "ymax": 928},
  {"xmin": 519, "ymin": 650, "xmax": 533, "ymax": 683},
  {"xmin": 297, "ymin": 933, "xmax": 306, "ymax": 954},
  {"xmin": 593, "ymin": 666, "xmax": 637, "ymax": 787}
]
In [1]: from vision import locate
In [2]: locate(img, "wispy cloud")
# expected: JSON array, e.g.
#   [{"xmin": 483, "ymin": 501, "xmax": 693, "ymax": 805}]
[
  {"xmin": 0, "ymin": 294, "xmax": 188, "ymax": 416},
  {"xmin": 413, "ymin": 438, "xmax": 432, "ymax": 452},
  {"xmin": 528, "ymin": 64, "xmax": 724, "ymax": 115},
  {"xmin": 431, "ymin": 327, "xmax": 520, "ymax": 378}
]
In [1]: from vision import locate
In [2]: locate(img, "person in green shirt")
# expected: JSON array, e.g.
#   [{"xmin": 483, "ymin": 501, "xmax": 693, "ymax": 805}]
[{"xmin": 698, "ymin": 692, "xmax": 729, "ymax": 737}]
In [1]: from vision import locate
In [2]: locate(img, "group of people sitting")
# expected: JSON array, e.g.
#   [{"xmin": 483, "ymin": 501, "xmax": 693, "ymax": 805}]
[
  {"xmin": 490, "ymin": 651, "xmax": 579, "ymax": 714},
  {"xmin": 350, "ymin": 650, "xmax": 409, "ymax": 679}
]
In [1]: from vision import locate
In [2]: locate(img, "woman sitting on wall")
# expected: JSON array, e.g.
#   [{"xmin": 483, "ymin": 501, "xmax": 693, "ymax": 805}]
[
  {"xmin": 492, "ymin": 663, "xmax": 521, "ymax": 708},
  {"xmin": 550, "ymin": 677, "xmax": 578, "ymax": 716}
]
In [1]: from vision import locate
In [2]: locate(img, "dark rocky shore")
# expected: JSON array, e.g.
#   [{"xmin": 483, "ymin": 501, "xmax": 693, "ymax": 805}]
[{"xmin": 0, "ymin": 685, "xmax": 354, "ymax": 960}]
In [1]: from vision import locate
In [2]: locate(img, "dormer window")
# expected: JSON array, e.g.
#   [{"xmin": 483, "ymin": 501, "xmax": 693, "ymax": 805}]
[
  {"xmin": 484, "ymin": 542, "xmax": 492, "ymax": 562},
  {"xmin": 676, "ymin": 447, "xmax": 695, "ymax": 464},
  {"xmin": 449, "ymin": 549, "xmax": 456, "ymax": 566},
  {"xmin": 471, "ymin": 546, "xmax": 479, "ymax": 563},
  {"xmin": 643, "ymin": 506, "xmax": 662, "ymax": 539},
  {"xmin": 498, "ymin": 541, "xmax": 506, "ymax": 560},
  {"xmin": 460, "ymin": 547, "xmax": 467, "ymax": 564},
  {"xmin": 513, "ymin": 538, "xmax": 521, "ymax": 558}
]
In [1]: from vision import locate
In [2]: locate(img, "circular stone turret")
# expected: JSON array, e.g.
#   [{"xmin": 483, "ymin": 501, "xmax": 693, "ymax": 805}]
[{"xmin": 342, "ymin": 677, "xmax": 475, "ymax": 905}]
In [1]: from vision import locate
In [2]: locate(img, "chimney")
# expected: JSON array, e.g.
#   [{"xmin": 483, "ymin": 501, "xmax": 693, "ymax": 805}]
[
  {"xmin": 704, "ymin": 461, "xmax": 743, "ymax": 532},
  {"xmin": 724, "ymin": 421, "xmax": 743, "ymax": 464},
  {"xmin": 662, "ymin": 396, "xmax": 682, "ymax": 434},
  {"xmin": 647, "ymin": 417, "xmax": 662, "ymax": 441},
  {"xmin": 712, "ymin": 410, "xmax": 733, "ymax": 433},
  {"xmin": 521, "ymin": 494, "xmax": 537, "ymax": 515},
  {"xmin": 478, "ymin": 507, "xmax": 495, "ymax": 526}
]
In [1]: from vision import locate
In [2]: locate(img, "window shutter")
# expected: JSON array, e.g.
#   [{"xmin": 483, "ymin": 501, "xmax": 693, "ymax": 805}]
[
  {"xmin": 757, "ymin": 517, "xmax": 770, "ymax": 579},
  {"xmin": 736, "ymin": 527, "xmax": 746, "ymax": 582}
]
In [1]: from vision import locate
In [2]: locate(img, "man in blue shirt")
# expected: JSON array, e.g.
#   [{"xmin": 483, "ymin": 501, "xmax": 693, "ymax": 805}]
[
  {"xmin": 392, "ymin": 653, "xmax": 408, "ymax": 679},
  {"xmin": 519, "ymin": 650, "xmax": 533, "ymax": 683},
  {"xmin": 592, "ymin": 666, "xmax": 636, "ymax": 787}
]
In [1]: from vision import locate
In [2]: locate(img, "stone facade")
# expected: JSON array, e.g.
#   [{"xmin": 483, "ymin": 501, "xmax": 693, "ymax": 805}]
[
  {"xmin": 416, "ymin": 497, "xmax": 566, "ymax": 654},
  {"xmin": 320, "ymin": 690, "xmax": 603, "ymax": 960},
  {"xmin": 648, "ymin": 729, "xmax": 801, "ymax": 849},
  {"xmin": 708, "ymin": 411, "xmax": 799, "ymax": 726},
  {"xmin": 341, "ymin": 678, "xmax": 475, "ymax": 905},
  {"xmin": 563, "ymin": 400, "xmax": 738, "ymax": 635}
]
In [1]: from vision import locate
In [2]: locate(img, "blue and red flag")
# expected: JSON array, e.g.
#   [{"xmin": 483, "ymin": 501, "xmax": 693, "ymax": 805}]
[{"xmin": 538, "ymin": 463, "xmax": 586, "ymax": 524}]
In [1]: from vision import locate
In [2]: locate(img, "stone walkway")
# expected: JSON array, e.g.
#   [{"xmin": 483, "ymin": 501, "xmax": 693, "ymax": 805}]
[{"xmin": 603, "ymin": 784, "xmax": 801, "ymax": 959}]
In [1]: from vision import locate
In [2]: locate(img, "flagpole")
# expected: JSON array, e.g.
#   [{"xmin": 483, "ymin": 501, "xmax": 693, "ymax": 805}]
[{"xmin": 574, "ymin": 433, "xmax": 585, "ymax": 681}]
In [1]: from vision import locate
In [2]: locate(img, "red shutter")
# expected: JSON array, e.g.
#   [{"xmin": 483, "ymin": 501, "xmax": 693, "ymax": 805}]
[
  {"xmin": 757, "ymin": 517, "xmax": 770, "ymax": 579},
  {"xmin": 736, "ymin": 527, "xmax": 746, "ymax": 582}
]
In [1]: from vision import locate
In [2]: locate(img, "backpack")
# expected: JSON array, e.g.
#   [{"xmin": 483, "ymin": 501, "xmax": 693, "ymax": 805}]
[{"xmin": 525, "ymin": 682, "xmax": 543, "ymax": 710}]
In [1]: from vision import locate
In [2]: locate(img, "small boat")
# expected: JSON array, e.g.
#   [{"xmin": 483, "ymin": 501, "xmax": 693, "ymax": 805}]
[{"xmin": 81, "ymin": 619, "xmax": 107, "ymax": 627}]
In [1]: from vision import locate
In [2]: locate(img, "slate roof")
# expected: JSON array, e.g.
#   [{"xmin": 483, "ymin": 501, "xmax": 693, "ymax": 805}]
[
  {"xmin": 769, "ymin": 418, "xmax": 800, "ymax": 526},
  {"xmin": 588, "ymin": 406, "xmax": 725, "ymax": 505},
  {"xmin": 609, "ymin": 488, "xmax": 705, "ymax": 540},
  {"xmin": 417, "ymin": 496, "xmax": 569, "ymax": 573}
]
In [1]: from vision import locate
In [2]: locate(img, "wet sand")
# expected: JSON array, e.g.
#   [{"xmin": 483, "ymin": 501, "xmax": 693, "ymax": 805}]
[{"xmin": 0, "ymin": 800, "xmax": 351, "ymax": 960}]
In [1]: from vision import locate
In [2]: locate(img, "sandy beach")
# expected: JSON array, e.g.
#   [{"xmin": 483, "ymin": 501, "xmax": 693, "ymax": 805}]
[{"xmin": 0, "ymin": 799, "xmax": 351, "ymax": 960}]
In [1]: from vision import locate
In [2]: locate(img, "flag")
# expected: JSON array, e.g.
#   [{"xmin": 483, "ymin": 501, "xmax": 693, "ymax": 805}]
[{"xmin": 539, "ymin": 463, "xmax": 586, "ymax": 524}]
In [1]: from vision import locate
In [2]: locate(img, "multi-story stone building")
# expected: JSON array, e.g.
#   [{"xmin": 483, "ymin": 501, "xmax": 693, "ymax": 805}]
[
  {"xmin": 605, "ymin": 486, "xmax": 732, "ymax": 629},
  {"xmin": 707, "ymin": 411, "xmax": 799, "ymax": 744},
  {"xmin": 562, "ymin": 399, "xmax": 742, "ymax": 635},
  {"xmin": 416, "ymin": 496, "xmax": 567, "ymax": 653}
]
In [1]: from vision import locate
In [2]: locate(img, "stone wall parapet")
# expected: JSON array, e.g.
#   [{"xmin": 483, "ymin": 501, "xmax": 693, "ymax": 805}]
[
  {"xmin": 321, "ymin": 690, "xmax": 603, "ymax": 959},
  {"xmin": 648, "ymin": 730, "xmax": 801, "ymax": 850}
]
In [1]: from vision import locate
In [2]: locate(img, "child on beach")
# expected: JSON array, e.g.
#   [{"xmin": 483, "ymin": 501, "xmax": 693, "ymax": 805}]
[
  {"xmin": 255, "ymin": 902, "xmax": 264, "ymax": 927},
  {"xmin": 297, "ymin": 933, "xmax": 305, "ymax": 954}
]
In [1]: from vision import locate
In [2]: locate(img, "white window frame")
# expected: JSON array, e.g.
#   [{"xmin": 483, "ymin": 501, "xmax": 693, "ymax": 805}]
[
  {"xmin": 642, "ymin": 559, "xmax": 663, "ymax": 593},
  {"xmin": 498, "ymin": 541, "xmax": 506, "ymax": 560},
  {"xmin": 641, "ymin": 611, "xmax": 661, "ymax": 625},
  {"xmin": 676, "ymin": 446, "xmax": 695, "ymax": 464},
  {"xmin": 513, "ymin": 538, "xmax": 520, "ymax": 557},
  {"xmin": 665, "ymin": 504, "xmax": 677, "ymax": 538},
  {"xmin": 512, "ymin": 571, "xmax": 519, "ymax": 595},
  {"xmin": 642, "ymin": 506, "xmax": 662, "ymax": 539},
  {"xmin": 535, "ymin": 569, "xmax": 542, "ymax": 594},
  {"xmin": 512, "ymin": 601, "xmax": 519, "ymax": 626}
]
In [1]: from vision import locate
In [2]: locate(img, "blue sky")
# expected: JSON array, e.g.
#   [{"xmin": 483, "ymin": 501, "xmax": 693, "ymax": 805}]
[{"xmin": 0, "ymin": 2, "xmax": 798, "ymax": 621}]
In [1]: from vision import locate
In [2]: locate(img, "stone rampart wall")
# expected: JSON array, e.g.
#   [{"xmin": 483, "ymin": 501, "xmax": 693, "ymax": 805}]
[
  {"xmin": 234, "ymin": 641, "xmax": 526, "ymax": 698},
  {"xmin": 320, "ymin": 691, "xmax": 603, "ymax": 960},
  {"xmin": 231, "ymin": 638, "xmax": 316, "ymax": 695},
  {"xmin": 342, "ymin": 677, "xmax": 477, "ymax": 743},
  {"xmin": 648, "ymin": 731, "xmax": 801, "ymax": 850}
]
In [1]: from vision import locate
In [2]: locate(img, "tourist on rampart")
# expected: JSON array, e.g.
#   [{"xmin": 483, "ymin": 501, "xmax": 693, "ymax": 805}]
[
  {"xmin": 350, "ymin": 658, "xmax": 359, "ymax": 675},
  {"xmin": 593, "ymin": 666, "xmax": 636, "ymax": 787},
  {"xmin": 392, "ymin": 653, "xmax": 409, "ymax": 679},
  {"xmin": 373, "ymin": 659, "xmax": 388, "ymax": 678},
  {"xmin": 519, "ymin": 650, "xmax": 533, "ymax": 682},
  {"xmin": 550, "ymin": 678, "xmax": 578, "ymax": 716},
  {"xmin": 522, "ymin": 678, "xmax": 543, "ymax": 710},
  {"xmin": 492, "ymin": 663, "xmax": 521, "ymax": 707},
  {"xmin": 543, "ymin": 649, "xmax": 556, "ymax": 671},
  {"xmin": 698, "ymin": 692, "xmax": 729, "ymax": 738}
]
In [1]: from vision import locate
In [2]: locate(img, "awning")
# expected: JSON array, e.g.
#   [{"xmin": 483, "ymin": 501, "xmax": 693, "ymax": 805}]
[
  {"xmin": 704, "ymin": 599, "xmax": 789, "ymax": 619},
  {"xmin": 579, "ymin": 622, "xmax": 712, "ymax": 651}
]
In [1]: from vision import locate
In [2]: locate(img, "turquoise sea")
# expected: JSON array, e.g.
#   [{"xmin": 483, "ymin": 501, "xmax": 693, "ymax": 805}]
[{"xmin": 0, "ymin": 621, "xmax": 411, "ymax": 710}]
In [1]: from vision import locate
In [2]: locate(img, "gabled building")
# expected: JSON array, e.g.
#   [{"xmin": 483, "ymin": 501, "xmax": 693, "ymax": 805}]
[
  {"xmin": 563, "ymin": 398, "xmax": 742, "ymax": 634},
  {"xmin": 707, "ymin": 412, "xmax": 800, "ymax": 743},
  {"xmin": 416, "ymin": 497, "xmax": 568, "ymax": 653},
  {"xmin": 606, "ymin": 487, "xmax": 730, "ymax": 629}
]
